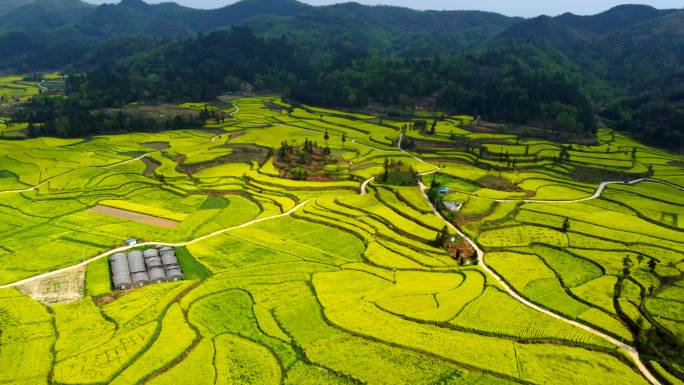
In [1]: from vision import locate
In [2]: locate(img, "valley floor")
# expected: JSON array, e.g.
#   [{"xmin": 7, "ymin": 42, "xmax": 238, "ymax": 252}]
[{"xmin": 0, "ymin": 97, "xmax": 682, "ymax": 385}]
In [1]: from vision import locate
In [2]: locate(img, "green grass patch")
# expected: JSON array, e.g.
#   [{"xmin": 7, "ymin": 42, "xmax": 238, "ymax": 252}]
[
  {"xmin": 86, "ymin": 257, "xmax": 111, "ymax": 297},
  {"xmin": 175, "ymin": 247, "xmax": 211, "ymax": 280}
]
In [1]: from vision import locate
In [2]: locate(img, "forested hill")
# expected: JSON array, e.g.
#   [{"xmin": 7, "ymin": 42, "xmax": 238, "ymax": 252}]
[
  {"xmin": 0, "ymin": 0, "xmax": 518, "ymax": 66},
  {"xmin": 3, "ymin": 0, "xmax": 684, "ymax": 148}
]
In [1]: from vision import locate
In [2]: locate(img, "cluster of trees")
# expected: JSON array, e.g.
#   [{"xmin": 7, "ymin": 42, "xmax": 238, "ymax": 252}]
[
  {"xmin": 289, "ymin": 47, "xmax": 596, "ymax": 133},
  {"xmin": 16, "ymin": 95, "xmax": 204, "ymax": 137},
  {"xmin": 606, "ymin": 96, "xmax": 684, "ymax": 148},
  {"xmin": 434, "ymin": 226, "xmax": 454, "ymax": 248},
  {"xmin": 63, "ymin": 28, "xmax": 295, "ymax": 107},
  {"xmin": 13, "ymin": 27, "xmax": 598, "ymax": 139},
  {"xmin": 2, "ymin": 1, "xmax": 683, "ymax": 148},
  {"xmin": 277, "ymin": 138, "xmax": 331, "ymax": 165},
  {"xmin": 276, "ymin": 138, "xmax": 333, "ymax": 180},
  {"xmin": 404, "ymin": 120, "xmax": 438, "ymax": 135},
  {"xmin": 381, "ymin": 158, "xmax": 418, "ymax": 186}
]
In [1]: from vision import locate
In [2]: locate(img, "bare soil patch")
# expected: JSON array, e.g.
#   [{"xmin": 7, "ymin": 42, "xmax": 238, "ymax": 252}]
[
  {"xmin": 177, "ymin": 144, "xmax": 269, "ymax": 174},
  {"xmin": 571, "ymin": 166, "xmax": 648, "ymax": 184},
  {"xmin": 477, "ymin": 175, "xmax": 524, "ymax": 192},
  {"xmin": 142, "ymin": 157, "xmax": 160, "ymax": 177},
  {"xmin": 229, "ymin": 131, "xmax": 245, "ymax": 140},
  {"xmin": 103, "ymin": 104, "xmax": 199, "ymax": 119},
  {"xmin": 18, "ymin": 267, "xmax": 85, "ymax": 305},
  {"xmin": 96, "ymin": 288, "xmax": 134, "ymax": 305},
  {"xmin": 90, "ymin": 205, "xmax": 179, "ymax": 228},
  {"xmin": 143, "ymin": 141, "xmax": 169, "ymax": 150}
]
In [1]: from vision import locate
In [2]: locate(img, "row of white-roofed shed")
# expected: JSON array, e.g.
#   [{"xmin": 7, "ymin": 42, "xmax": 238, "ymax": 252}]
[{"xmin": 110, "ymin": 246, "xmax": 184, "ymax": 290}]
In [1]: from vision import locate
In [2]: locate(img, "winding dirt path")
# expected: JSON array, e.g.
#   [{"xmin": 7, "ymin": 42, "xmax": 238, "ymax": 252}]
[
  {"xmin": 1, "ymin": 102, "xmax": 673, "ymax": 383},
  {"xmin": 395, "ymin": 137, "xmax": 664, "ymax": 385},
  {"xmin": 417, "ymin": 180, "xmax": 660, "ymax": 385},
  {"xmin": 357, "ymin": 135, "xmax": 666, "ymax": 383},
  {"xmin": 0, "ymin": 153, "xmax": 152, "ymax": 195},
  {"xmin": 360, "ymin": 176, "xmax": 375, "ymax": 195},
  {"xmin": 102, "ymin": 153, "xmax": 151, "ymax": 169},
  {"xmin": 350, "ymin": 138, "xmax": 400, "ymax": 153},
  {"xmin": 0, "ymin": 201, "xmax": 309, "ymax": 290},
  {"xmin": 494, "ymin": 177, "xmax": 684, "ymax": 204}
]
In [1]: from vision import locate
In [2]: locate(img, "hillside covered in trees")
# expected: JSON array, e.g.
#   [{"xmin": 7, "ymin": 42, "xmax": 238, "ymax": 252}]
[{"xmin": 2, "ymin": 0, "xmax": 683, "ymax": 148}]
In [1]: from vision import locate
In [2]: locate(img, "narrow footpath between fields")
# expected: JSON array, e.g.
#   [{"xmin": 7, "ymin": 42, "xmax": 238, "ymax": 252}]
[
  {"xmin": 391, "ymin": 134, "xmax": 664, "ymax": 385},
  {"xmin": 0, "ymin": 118, "xmax": 675, "ymax": 384},
  {"xmin": 0, "ymin": 201, "xmax": 309, "ymax": 290},
  {"xmin": 0, "ymin": 153, "xmax": 152, "ymax": 195}
]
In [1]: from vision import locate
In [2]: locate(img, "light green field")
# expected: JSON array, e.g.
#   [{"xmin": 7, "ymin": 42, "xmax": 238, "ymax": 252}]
[{"xmin": 0, "ymin": 96, "xmax": 681, "ymax": 384}]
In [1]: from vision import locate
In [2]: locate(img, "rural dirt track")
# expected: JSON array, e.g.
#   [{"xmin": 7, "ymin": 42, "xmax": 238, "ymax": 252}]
[
  {"xmin": 395, "ymin": 136, "xmax": 664, "ymax": 385},
  {"xmin": 417, "ymin": 180, "xmax": 661, "ymax": 385},
  {"xmin": 102, "ymin": 153, "xmax": 151, "ymax": 169},
  {"xmin": 0, "ymin": 107, "xmax": 675, "ymax": 384},
  {"xmin": 495, "ymin": 177, "xmax": 684, "ymax": 204},
  {"xmin": 360, "ymin": 176, "xmax": 375, "ymax": 195},
  {"xmin": 0, "ymin": 200, "xmax": 309, "ymax": 290},
  {"xmin": 0, "ymin": 153, "xmax": 152, "ymax": 195}
]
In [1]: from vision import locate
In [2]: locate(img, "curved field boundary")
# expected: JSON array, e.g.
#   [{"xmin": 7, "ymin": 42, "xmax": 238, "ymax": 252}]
[
  {"xmin": 0, "ymin": 153, "xmax": 152, "ymax": 195},
  {"xmin": 394, "ymin": 138, "xmax": 663, "ymax": 385},
  {"xmin": 494, "ymin": 178, "xmax": 683, "ymax": 204},
  {"xmin": 414, "ymin": 170, "xmax": 683, "ymax": 205},
  {"xmin": 89, "ymin": 205, "xmax": 179, "ymax": 228},
  {"xmin": 102, "ymin": 153, "xmax": 152, "ymax": 169},
  {"xmin": 0, "ymin": 201, "xmax": 309, "ymax": 290},
  {"xmin": 417, "ymin": 180, "xmax": 661, "ymax": 385}
]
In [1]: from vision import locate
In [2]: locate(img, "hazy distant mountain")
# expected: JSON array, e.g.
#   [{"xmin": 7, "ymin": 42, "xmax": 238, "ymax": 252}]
[
  {"xmin": 0, "ymin": 0, "xmax": 94, "ymax": 30},
  {"xmin": 0, "ymin": 0, "xmax": 680, "ymax": 82},
  {"xmin": 493, "ymin": 5, "xmax": 683, "ymax": 91},
  {"xmin": 244, "ymin": 3, "xmax": 519, "ymax": 55},
  {"xmin": 0, "ymin": 0, "xmax": 313, "ymax": 37},
  {"xmin": 555, "ymin": 4, "xmax": 674, "ymax": 36},
  {"xmin": 0, "ymin": 0, "xmax": 34, "ymax": 15},
  {"xmin": 0, "ymin": 0, "xmax": 520, "ymax": 57}
]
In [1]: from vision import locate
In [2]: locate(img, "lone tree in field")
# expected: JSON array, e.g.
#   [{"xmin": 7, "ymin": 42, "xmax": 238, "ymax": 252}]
[
  {"xmin": 324, "ymin": 129, "xmax": 329, "ymax": 144},
  {"xmin": 648, "ymin": 258, "xmax": 657, "ymax": 272},
  {"xmin": 341, "ymin": 133, "xmax": 346, "ymax": 148},
  {"xmin": 562, "ymin": 218, "xmax": 570, "ymax": 232},
  {"xmin": 383, "ymin": 158, "xmax": 390, "ymax": 182},
  {"xmin": 435, "ymin": 226, "xmax": 449, "ymax": 247}
]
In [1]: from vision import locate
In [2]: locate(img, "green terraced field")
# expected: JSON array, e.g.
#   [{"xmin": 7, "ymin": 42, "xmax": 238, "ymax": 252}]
[{"xmin": 0, "ymin": 96, "xmax": 682, "ymax": 385}]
